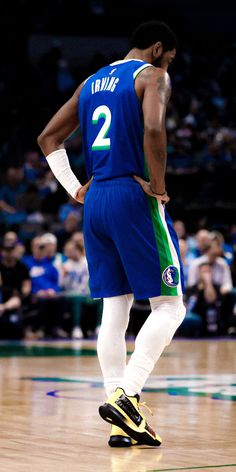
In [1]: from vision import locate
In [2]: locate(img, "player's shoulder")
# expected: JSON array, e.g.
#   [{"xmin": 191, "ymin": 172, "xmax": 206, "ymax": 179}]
[
  {"xmin": 139, "ymin": 65, "xmax": 169, "ymax": 80},
  {"xmin": 136, "ymin": 66, "xmax": 170, "ymax": 88}
]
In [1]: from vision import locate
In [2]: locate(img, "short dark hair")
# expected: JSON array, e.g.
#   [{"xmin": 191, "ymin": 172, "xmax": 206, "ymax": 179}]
[{"xmin": 131, "ymin": 20, "xmax": 178, "ymax": 51}]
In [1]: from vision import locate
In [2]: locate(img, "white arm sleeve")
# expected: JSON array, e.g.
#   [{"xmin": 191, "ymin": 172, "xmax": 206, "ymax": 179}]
[{"xmin": 46, "ymin": 149, "xmax": 82, "ymax": 199}]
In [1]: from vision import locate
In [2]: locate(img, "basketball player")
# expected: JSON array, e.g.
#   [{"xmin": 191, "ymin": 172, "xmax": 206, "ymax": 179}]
[{"xmin": 38, "ymin": 21, "xmax": 186, "ymax": 447}]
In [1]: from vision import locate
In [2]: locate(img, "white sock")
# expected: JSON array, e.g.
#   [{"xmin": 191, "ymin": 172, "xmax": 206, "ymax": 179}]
[
  {"xmin": 121, "ymin": 295, "xmax": 186, "ymax": 396},
  {"xmin": 97, "ymin": 294, "xmax": 134, "ymax": 397}
]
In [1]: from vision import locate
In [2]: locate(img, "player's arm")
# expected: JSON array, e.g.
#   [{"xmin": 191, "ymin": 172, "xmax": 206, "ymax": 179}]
[
  {"xmin": 134, "ymin": 68, "xmax": 171, "ymax": 203},
  {"xmin": 37, "ymin": 83, "xmax": 92, "ymax": 204}
]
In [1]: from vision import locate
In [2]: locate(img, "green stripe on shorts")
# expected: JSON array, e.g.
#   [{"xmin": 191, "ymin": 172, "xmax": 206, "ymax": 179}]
[{"xmin": 147, "ymin": 196, "xmax": 178, "ymax": 296}]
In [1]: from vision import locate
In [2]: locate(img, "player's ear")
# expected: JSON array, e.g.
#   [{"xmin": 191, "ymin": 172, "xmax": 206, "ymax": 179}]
[{"xmin": 153, "ymin": 42, "xmax": 163, "ymax": 59}]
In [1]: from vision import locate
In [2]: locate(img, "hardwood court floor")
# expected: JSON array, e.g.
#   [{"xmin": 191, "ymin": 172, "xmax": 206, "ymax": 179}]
[{"xmin": 0, "ymin": 339, "xmax": 236, "ymax": 472}]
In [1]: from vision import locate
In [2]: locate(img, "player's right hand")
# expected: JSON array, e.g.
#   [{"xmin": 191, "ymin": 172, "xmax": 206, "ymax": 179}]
[
  {"xmin": 75, "ymin": 177, "xmax": 93, "ymax": 204},
  {"xmin": 133, "ymin": 175, "xmax": 170, "ymax": 204}
]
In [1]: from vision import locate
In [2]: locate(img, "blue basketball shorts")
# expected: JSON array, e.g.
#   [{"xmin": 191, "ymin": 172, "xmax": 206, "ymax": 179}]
[{"xmin": 83, "ymin": 177, "xmax": 184, "ymax": 300}]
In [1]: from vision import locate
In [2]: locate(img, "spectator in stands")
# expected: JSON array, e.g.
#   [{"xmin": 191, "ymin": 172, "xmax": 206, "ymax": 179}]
[
  {"xmin": 56, "ymin": 212, "xmax": 81, "ymax": 251},
  {"xmin": 210, "ymin": 230, "xmax": 233, "ymax": 266},
  {"xmin": 63, "ymin": 239, "xmax": 76, "ymax": 259},
  {"xmin": 187, "ymin": 234, "xmax": 234, "ymax": 333},
  {"xmin": 187, "ymin": 234, "xmax": 233, "ymax": 294},
  {"xmin": 41, "ymin": 232, "xmax": 65, "ymax": 277},
  {"xmin": 23, "ymin": 150, "xmax": 45, "ymax": 182},
  {"xmin": 0, "ymin": 240, "xmax": 31, "ymax": 339},
  {"xmin": 62, "ymin": 241, "xmax": 89, "ymax": 295},
  {"xmin": 0, "ymin": 240, "xmax": 31, "ymax": 298},
  {"xmin": 17, "ymin": 183, "xmax": 44, "ymax": 224},
  {"xmin": 62, "ymin": 239, "xmax": 101, "ymax": 338},
  {"xmin": 191, "ymin": 229, "xmax": 211, "ymax": 259},
  {"xmin": 38, "ymin": 169, "xmax": 58, "ymax": 198},
  {"xmin": 3, "ymin": 231, "xmax": 25, "ymax": 260},
  {"xmin": 3, "ymin": 231, "xmax": 18, "ymax": 246},
  {"xmin": 186, "ymin": 262, "xmax": 222, "ymax": 335},
  {"xmin": 25, "ymin": 236, "xmax": 60, "ymax": 296},
  {"xmin": 24, "ymin": 236, "xmax": 67, "ymax": 338},
  {"xmin": 58, "ymin": 195, "xmax": 83, "ymax": 223},
  {"xmin": 0, "ymin": 272, "xmax": 22, "ymax": 339},
  {"xmin": 0, "ymin": 168, "xmax": 27, "ymax": 224},
  {"xmin": 71, "ymin": 231, "xmax": 85, "ymax": 256},
  {"xmin": 173, "ymin": 220, "xmax": 186, "ymax": 239},
  {"xmin": 62, "ymin": 240, "xmax": 89, "ymax": 339}
]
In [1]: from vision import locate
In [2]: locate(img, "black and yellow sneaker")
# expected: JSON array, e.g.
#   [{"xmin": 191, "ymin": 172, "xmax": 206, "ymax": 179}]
[
  {"xmin": 99, "ymin": 388, "xmax": 162, "ymax": 447},
  {"xmin": 108, "ymin": 425, "xmax": 132, "ymax": 447}
]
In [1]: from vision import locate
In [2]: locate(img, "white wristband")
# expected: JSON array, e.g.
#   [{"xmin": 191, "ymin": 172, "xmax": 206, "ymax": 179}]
[{"xmin": 45, "ymin": 149, "xmax": 82, "ymax": 199}]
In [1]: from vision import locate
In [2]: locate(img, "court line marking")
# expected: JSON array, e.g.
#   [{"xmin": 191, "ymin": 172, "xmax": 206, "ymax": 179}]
[
  {"xmin": 149, "ymin": 464, "xmax": 236, "ymax": 471},
  {"xmin": 21, "ymin": 374, "xmax": 236, "ymax": 402}
]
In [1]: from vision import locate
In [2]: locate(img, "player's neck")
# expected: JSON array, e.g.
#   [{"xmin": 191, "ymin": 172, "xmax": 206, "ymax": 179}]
[{"xmin": 124, "ymin": 48, "xmax": 152, "ymax": 64}]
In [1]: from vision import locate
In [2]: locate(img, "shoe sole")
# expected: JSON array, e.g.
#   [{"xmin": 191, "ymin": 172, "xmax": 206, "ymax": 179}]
[
  {"xmin": 108, "ymin": 435, "xmax": 132, "ymax": 447},
  {"xmin": 99, "ymin": 403, "xmax": 161, "ymax": 447}
]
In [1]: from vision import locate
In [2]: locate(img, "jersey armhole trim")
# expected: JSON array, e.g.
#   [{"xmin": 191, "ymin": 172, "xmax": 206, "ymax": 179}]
[
  {"xmin": 84, "ymin": 74, "xmax": 95, "ymax": 84},
  {"xmin": 133, "ymin": 64, "xmax": 153, "ymax": 79}
]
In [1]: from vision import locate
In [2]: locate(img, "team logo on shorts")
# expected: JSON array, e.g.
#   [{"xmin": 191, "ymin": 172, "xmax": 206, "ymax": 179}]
[{"xmin": 162, "ymin": 265, "xmax": 179, "ymax": 287}]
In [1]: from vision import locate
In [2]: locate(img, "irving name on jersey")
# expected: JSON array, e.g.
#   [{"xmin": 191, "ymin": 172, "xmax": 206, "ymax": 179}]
[{"xmin": 91, "ymin": 76, "xmax": 120, "ymax": 94}]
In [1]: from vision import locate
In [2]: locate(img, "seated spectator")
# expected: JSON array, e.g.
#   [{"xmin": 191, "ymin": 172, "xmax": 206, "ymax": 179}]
[
  {"xmin": 173, "ymin": 220, "xmax": 186, "ymax": 239},
  {"xmin": 0, "ymin": 277, "xmax": 22, "ymax": 339},
  {"xmin": 0, "ymin": 167, "xmax": 27, "ymax": 225},
  {"xmin": 187, "ymin": 229, "xmax": 210, "ymax": 260},
  {"xmin": 62, "ymin": 240, "xmax": 101, "ymax": 339},
  {"xmin": 210, "ymin": 230, "xmax": 234, "ymax": 266},
  {"xmin": 0, "ymin": 240, "xmax": 31, "ymax": 339},
  {"xmin": 187, "ymin": 234, "xmax": 234, "ymax": 334},
  {"xmin": 23, "ymin": 150, "xmax": 45, "ymax": 182},
  {"xmin": 56, "ymin": 212, "xmax": 81, "ymax": 251},
  {"xmin": 25, "ymin": 236, "xmax": 60, "ymax": 296},
  {"xmin": 63, "ymin": 239, "xmax": 77, "ymax": 259},
  {"xmin": 186, "ymin": 262, "xmax": 222, "ymax": 335},
  {"xmin": 58, "ymin": 195, "xmax": 83, "ymax": 223},
  {"xmin": 24, "ymin": 236, "xmax": 68, "ymax": 338},
  {"xmin": 3, "ymin": 231, "xmax": 25, "ymax": 260},
  {"xmin": 38, "ymin": 169, "xmax": 58, "ymax": 198},
  {"xmin": 41, "ymin": 232, "xmax": 65, "ymax": 278},
  {"xmin": 187, "ymin": 235, "xmax": 233, "ymax": 294},
  {"xmin": 0, "ymin": 240, "xmax": 31, "ymax": 298},
  {"xmin": 62, "ymin": 240, "xmax": 90, "ymax": 339},
  {"xmin": 71, "ymin": 231, "xmax": 85, "ymax": 256},
  {"xmin": 18, "ymin": 183, "xmax": 45, "ymax": 224},
  {"xmin": 62, "ymin": 241, "xmax": 89, "ymax": 295}
]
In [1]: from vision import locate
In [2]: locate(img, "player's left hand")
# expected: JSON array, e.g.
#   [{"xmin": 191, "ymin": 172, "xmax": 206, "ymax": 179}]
[
  {"xmin": 133, "ymin": 175, "xmax": 170, "ymax": 204},
  {"xmin": 75, "ymin": 177, "xmax": 93, "ymax": 204}
]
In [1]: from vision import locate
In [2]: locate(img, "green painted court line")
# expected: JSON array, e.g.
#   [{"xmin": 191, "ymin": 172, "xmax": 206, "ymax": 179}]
[
  {"xmin": 0, "ymin": 343, "xmax": 177, "ymax": 358},
  {"xmin": 149, "ymin": 464, "xmax": 236, "ymax": 471},
  {"xmin": 0, "ymin": 345, "xmax": 97, "ymax": 357}
]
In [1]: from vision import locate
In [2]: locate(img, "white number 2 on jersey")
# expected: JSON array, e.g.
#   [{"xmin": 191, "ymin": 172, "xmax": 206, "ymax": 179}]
[{"xmin": 91, "ymin": 105, "xmax": 111, "ymax": 151}]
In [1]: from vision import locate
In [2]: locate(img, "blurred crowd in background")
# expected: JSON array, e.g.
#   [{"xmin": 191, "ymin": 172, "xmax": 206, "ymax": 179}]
[
  {"xmin": 1, "ymin": 39, "xmax": 236, "ymax": 227},
  {"xmin": 0, "ymin": 1, "xmax": 236, "ymax": 339},
  {"xmin": 0, "ymin": 223, "xmax": 235, "ymax": 340}
]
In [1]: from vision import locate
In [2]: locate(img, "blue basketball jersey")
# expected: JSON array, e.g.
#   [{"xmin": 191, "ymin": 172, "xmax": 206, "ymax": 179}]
[{"xmin": 78, "ymin": 59, "xmax": 153, "ymax": 181}]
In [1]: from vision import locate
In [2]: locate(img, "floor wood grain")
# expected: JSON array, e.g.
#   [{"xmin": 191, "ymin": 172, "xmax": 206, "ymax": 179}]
[{"xmin": 0, "ymin": 339, "xmax": 236, "ymax": 472}]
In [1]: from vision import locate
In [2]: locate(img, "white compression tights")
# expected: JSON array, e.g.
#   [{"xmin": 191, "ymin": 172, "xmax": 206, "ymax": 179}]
[{"xmin": 97, "ymin": 294, "xmax": 186, "ymax": 397}]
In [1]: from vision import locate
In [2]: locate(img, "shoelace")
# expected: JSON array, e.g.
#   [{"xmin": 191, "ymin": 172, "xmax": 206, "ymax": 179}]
[{"xmin": 138, "ymin": 401, "xmax": 153, "ymax": 416}]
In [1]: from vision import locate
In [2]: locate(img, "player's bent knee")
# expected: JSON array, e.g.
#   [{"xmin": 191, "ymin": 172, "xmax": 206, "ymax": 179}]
[{"xmin": 166, "ymin": 300, "xmax": 186, "ymax": 345}]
